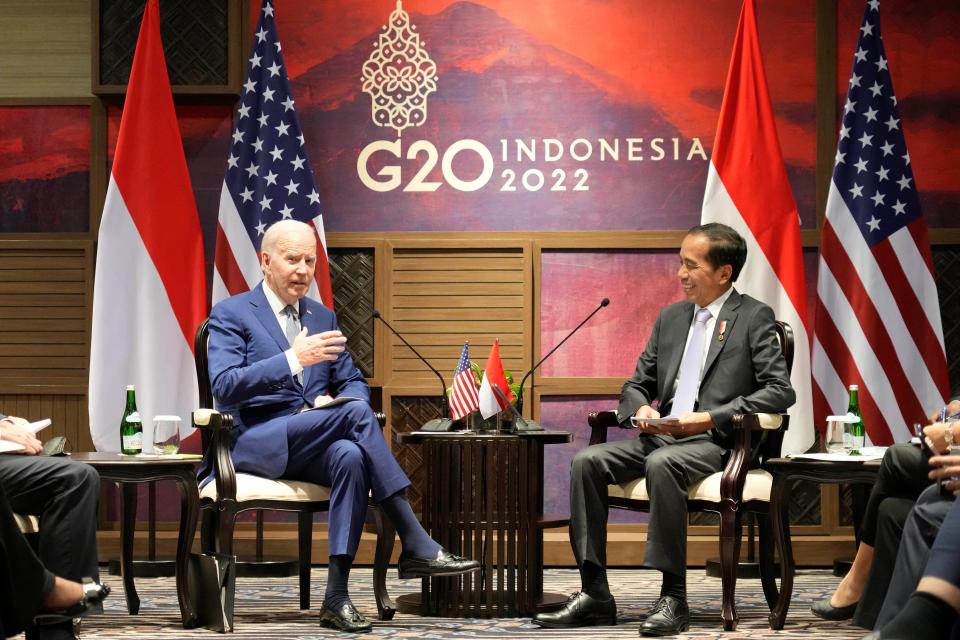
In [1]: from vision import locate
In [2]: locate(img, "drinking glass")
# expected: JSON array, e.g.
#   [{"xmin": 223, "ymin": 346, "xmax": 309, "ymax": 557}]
[
  {"xmin": 152, "ymin": 415, "xmax": 181, "ymax": 455},
  {"xmin": 825, "ymin": 416, "xmax": 847, "ymax": 454}
]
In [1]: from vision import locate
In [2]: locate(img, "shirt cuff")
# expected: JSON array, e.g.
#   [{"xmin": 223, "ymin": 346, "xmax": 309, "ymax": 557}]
[{"xmin": 285, "ymin": 349, "xmax": 304, "ymax": 376}]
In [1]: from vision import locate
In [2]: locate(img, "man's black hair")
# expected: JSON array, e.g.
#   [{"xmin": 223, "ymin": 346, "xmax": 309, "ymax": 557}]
[{"xmin": 687, "ymin": 222, "xmax": 747, "ymax": 281}]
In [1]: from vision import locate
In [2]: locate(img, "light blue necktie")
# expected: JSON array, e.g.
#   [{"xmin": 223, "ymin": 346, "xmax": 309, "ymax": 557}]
[{"xmin": 671, "ymin": 308, "xmax": 712, "ymax": 415}]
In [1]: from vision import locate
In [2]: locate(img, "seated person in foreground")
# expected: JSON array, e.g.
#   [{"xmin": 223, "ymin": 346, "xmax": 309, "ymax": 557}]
[
  {"xmin": 206, "ymin": 220, "xmax": 479, "ymax": 632},
  {"xmin": 0, "ymin": 415, "xmax": 103, "ymax": 640},
  {"xmin": 862, "ymin": 480, "xmax": 960, "ymax": 640},
  {"xmin": 812, "ymin": 398, "xmax": 959, "ymax": 627},
  {"xmin": 0, "ymin": 481, "xmax": 108, "ymax": 640},
  {"xmin": 533, "ymin": 223, "xmax": 795, "ymax": 636}
]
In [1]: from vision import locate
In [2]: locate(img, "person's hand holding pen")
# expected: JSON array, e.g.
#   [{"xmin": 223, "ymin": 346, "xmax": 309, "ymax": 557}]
[
  {"xmin": 928, "ymin": 399, "xmax": 960, "ymax": 425},
  {"xmin": 923, "ymin": 403, "xmax": 960, "ymax": 457}
]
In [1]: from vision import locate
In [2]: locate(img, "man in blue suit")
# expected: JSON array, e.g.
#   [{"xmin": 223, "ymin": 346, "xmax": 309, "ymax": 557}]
[{"xmin": 207, "ymin": 220, "xmax": 478, "ymax": 632}]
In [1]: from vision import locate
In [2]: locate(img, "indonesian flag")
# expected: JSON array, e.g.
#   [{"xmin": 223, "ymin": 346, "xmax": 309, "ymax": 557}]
[
  {"xmin": 88, "ymin": 0, "xmax": 207, "ymax": 452},
  {"xmin": 478, "ymin": 341, "xmax": 513, "ymax": 419},
  {"xmin": 700, "ymin": 0, "xmax": 814, "ymax": 455}
]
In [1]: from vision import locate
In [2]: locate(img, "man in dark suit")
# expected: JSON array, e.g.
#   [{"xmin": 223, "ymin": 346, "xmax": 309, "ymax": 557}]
[
  {"xmin": 206, "ymin": 220, "xmax": 478, "ymax": 632},
  {"xmin": 0, "ymin": 414, "xmax": 101, "ymax": 640},
  {"xmin": 534, "ymin": 223, "xmax": 795, "ymax": 636}
]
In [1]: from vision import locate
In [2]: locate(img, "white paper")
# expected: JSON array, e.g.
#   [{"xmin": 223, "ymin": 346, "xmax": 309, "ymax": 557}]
[
  {"xmin": 787, "ymin": 449, "xmax": 886, "ymax": 462},
  {"xmin": 27, "ymin": 419, "xmax": 51, "ymax": 434},
  {"xmin": 300, "ymin": 396, "xmax": 364, "ymax": 412},
  {"xmin": 629, "ymin": 416, "xmax": 680, "ymax": 429},
  {"xmin": 0, "ymin": 440, "xmax": 26, "ymax": 453}
]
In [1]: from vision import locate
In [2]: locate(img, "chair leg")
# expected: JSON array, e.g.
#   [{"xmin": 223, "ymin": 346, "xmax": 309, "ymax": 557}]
[
  {"xmin": 371, "ymin": 502, "xmax": 396, "ymax": 620},
  {"xmin": 719, "ymin": 501, "xmax": 743, "ymax": 631},
  {"xmin": 200, "ymin": 509, "xmax": 217, "ymax": 554},
  {"xmin": 298, "ymin": 512, "xmax": 313, "ymax": 610},
  {"xmin": 218, "ymin": 509, "xmax": 236, "ymax": 557},
  {"xmin": 757, "ymin": 513, "xmax": 780, "ymax": 610}
]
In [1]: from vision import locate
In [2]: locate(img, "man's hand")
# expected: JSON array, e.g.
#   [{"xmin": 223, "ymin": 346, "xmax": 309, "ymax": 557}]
[
  {"xmin": 292, "ymin": 328, "xmax": 346, "ymax": 367},
  {"xmin": 928, "ymin": 399, "xmax": 960, "ymax": 424},
  {"xmin": 633, "ymin": 405, "xmax": 664, "ymax": 434},
  {"xmin": 929, "ymin": 453, "xmax": 960, "ymax": 495},
  {"xmin": 924, "ymin": 423, "xmax": 952, "ymax": 456},
  {"xmin": 0, "ymin": 416, "xmax": 42, "ymax": 455},
  {"xmin": 314, "ymin": 394, "xmax": 334, "ymax": 408},
  {"xmin": 667, "ymin": 411, "xmax": 714, "ymax": 438}
]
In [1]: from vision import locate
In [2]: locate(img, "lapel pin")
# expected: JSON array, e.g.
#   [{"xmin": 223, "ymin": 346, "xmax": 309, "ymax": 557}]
[{"xmin": 718, "ymin": 320, "xmax": 727, "ymax": 342}]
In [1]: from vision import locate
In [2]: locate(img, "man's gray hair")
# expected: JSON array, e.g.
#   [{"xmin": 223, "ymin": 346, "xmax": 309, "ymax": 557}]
[{"xmin": 261, "ymin": 220, "xmax": 314, "ymax": 254}]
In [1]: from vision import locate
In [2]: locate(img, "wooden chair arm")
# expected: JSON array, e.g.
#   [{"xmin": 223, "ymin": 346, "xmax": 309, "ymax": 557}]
[
  {"xmin": 720, "ymin": 413, "xmax": 790, "ymax": 505},
  {"xmin": 192, "ymin": 410, "xmax": 237, "ymax": 503},
  {"xmin": 587, "ymin": 410, "xmax": 620, "ymax": 445}
]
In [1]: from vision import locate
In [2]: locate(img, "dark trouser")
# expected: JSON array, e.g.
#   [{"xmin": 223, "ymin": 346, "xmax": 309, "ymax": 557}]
[
  {"xmin": 876, "ymin": 484, "xmax": 955, "ymax": 628},
  {"xmin": 569, "ymin": 433, "xmax": 725, "ymax": 580},
  {"xmin": 859, "ymin": 443, "xmax": 931, "ymax": 546},
  {"xmin": 0, "ymin": 456, "xmax": 100, "ymax": 584},
  {"xmin": 0, "ymin": 482, "xmax": 54, "ymax": 638},
  {"xmin": 852, "ymin": 443, "xmax": 932, "ymax": 628},
  {"xmin": 282, "ymin": 401, "xmax": 410, "ymax": 557}
]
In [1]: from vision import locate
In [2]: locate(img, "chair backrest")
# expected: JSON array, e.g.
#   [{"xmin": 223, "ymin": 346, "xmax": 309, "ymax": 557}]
[
  {"xmin": 757, "ymin": 320, "xmax": 795, "ymax": 464},
  {"xmin": 194, "ymin": 318, "xmax": 213, "ymax": 410}
]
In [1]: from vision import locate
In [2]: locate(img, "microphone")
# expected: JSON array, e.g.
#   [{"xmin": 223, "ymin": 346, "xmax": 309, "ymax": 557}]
[
  {"xmin": 515, "ymin": 298, "xmax": 610, "ymax": 417},
  {"xmin": 372, "ymin": 309, "xmax": 452, "ymax": 431}
]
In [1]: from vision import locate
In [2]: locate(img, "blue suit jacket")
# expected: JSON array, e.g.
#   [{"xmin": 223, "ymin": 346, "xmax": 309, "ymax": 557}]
[{"xmin": 206, "ymin": 283, "xmax": 369, "ymax": 479}]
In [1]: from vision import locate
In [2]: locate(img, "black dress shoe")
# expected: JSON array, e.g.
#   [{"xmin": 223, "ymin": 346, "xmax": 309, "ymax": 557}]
[
  {"xmin": 639, "ymin": 596, "xmax": 689, "ymax": 636},
  {"xmin": 811, "ymin": 595, "xmax": 859, "ymax": 620},
  {"xmin": 397, "ymin": 548, "xmax": 480, "ymax": 579},
  {"xmin": 34, "ymin": 578, "xmax": 110, "ymax": 627},
  {"xmin": 532, "ymin": 591, "xmax": 617, "ymax": 628},
  {"xmin": 319, "ymin": 601, "xmax": 372, "ymax": 633}
]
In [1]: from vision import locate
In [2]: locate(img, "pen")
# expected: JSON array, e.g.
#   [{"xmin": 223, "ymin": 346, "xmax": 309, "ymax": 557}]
[{"xmin": 940, "ymin": 406, "xmax": 948, "ymax": 422}]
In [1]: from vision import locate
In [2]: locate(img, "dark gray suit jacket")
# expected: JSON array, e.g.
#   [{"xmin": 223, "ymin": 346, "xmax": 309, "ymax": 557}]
[{"xmin": 617, "ymin": 289, "xmax": 795, "ymax": 448}]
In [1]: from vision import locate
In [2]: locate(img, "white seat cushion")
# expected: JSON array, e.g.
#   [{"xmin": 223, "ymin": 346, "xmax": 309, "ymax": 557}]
[
  {"xmin": 608, "ymin": 469, "xmax": 773, "ymax": 504},
  {"xmin": 200, "ymin": 473, "xmax": 331, "ymax": 503},
  {"xmin": 14, "ymin": 512, "xmax": 39, "ymax": 534}
]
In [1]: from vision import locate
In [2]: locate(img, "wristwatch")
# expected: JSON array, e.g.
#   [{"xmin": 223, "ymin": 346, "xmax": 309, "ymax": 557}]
[{"xmin": 945, "ymin": 423, "xmax": 955, "ymax": 447}]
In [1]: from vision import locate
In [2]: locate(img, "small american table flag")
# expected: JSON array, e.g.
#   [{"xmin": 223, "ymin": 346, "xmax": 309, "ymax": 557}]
[{"xmin": 449, "ymin": 342, "xmax": 480, "ymax": 421}]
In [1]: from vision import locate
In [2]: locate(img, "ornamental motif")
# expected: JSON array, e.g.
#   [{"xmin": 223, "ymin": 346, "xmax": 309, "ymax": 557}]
[{"xmin": 361, "ymin": 0, "xmax": 438, "ymax": 136}]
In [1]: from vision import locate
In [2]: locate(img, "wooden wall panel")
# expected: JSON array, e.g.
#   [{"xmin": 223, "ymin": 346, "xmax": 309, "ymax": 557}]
[
  {"xmin": 0, "ymin": 244, "xmax": 90, "ymax": 385},
  {"xmin": 389, "ymin": 246, "xmax": 531, "ymax": 387},
  {"xmin": 0, "ymin": 1, "xmax": 92, "ymax": 98},
  {"xmin": 0, "ymin": 393, "xmax": 92, "ymax": 451}
]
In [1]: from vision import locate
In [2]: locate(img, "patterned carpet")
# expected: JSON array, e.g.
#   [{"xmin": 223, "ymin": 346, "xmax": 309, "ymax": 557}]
[{"xmin": 57, "ymin": 568, "xmax": 871, "ymax": 639}]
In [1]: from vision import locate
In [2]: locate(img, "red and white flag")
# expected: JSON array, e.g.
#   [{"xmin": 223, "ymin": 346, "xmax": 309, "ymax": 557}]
[
  {"xmin": 700, "ymin": 0, "xmax": 813, "ymax": 455},
  {"xmin": 88, "ymin": 0, "xmax": 207, "ymax": 451},
  {"xmin": 211, "ymin": 0, "xmax": 333, "ymax": 308},
  {"xmin": 478, "ymin": 341, "xmax": 513, "ymax": 419},
  {"xmin": 812, "ymin": 1, "xmax": 948, "ymax": 445}
]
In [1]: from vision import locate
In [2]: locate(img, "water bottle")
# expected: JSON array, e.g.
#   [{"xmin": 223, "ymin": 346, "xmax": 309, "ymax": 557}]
[
  {"xmin": 846, "ymin": 384, "xmax": 865, "ymax": 455},
  {"xmin": 120, "ymin": 385, "xmax": 143, "ymax": 455}
]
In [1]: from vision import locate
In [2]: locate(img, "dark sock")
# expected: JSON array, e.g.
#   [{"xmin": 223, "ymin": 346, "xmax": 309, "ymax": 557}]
[
  {"xmin": 379, "ymin": 490, "xmax": 442, "ymax": 559},
  {"xmin": 881, "ymin": 592, "xmax": 958, "ymax": 640},
  {"xmin": 581, "ymin": 562, "xmax": 612, "ymax": 600},
  {"xmin": 660, "ymin": 570, "xmax": 686, "ymax": 601},
  {"xmin": 323, "ymin": 555, "xmax": 352, "ymax": 610}
]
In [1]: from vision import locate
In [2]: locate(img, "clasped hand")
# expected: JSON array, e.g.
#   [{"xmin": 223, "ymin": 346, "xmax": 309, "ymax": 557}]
[
  {"xmin": 0, "ymin": 416, "xmax": 42, "ymax": 455},
  {"xmin": 293, "ymin": 328, "xmax": 346, "ymax": 367},
  {"xmin": 632, "ymin": 405, "xmax": 713, "ymax": 437}
]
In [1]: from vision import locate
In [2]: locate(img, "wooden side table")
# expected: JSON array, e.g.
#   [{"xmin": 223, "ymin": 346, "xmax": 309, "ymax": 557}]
[
  {"xmin": 765, "ymin": 456, "xmax": 882, "ymax": 630},
  {"xmin": 73, "ymin": 452, "xmax": 200, "ymax": 628},
  {"xmin": 395, "ymin": 430, "xmax": 571, "ymax": 617}
]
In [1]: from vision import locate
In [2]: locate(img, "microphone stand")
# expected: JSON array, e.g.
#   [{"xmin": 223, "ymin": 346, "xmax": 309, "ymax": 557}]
[
  {"xmin": 372, "ymin": 310, "xmax": 452, "ymax": 431},
  {"xmin": 515, "ymin": 298, "xmax": 610, "ymax": 416}
]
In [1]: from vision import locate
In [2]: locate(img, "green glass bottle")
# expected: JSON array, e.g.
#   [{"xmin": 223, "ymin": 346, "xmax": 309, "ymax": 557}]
[
  {"xmin": 120, "ymin": 385, "xmax": 143, "ymax": 455},
  {"xmin": 846, "ymin": 384, "xmax": 865, "ymax": 454}
]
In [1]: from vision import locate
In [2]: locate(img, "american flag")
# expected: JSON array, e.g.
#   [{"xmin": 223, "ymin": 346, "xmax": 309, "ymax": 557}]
[
  {"xmin": 449, "ymin": 342, "xmax": 480, "ymax": 421},
  {"xmin": 812, "ymin": 0, "xmax": 949, "ymax": 445},
  {"xmin": 212, "ymin": 0, "xmax": 333, "ymax": 307}
]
